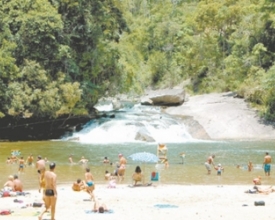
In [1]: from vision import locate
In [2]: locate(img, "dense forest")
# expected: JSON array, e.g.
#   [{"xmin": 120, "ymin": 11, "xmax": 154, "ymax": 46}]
[{"xmin": 1, "ymin": 0, "xmax": 275, "ymax": 121}]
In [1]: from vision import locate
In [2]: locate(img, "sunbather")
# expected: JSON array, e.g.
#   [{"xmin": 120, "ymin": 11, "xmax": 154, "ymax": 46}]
[{"xmin": 132, "ymin": 166, "xmax": 144, "ymax": 185}]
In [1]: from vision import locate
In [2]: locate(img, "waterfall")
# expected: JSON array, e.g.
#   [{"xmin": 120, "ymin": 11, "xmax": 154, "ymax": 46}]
[{"xmin": 65, "ymin": 102, "xmax": 194, "ymax": 143}]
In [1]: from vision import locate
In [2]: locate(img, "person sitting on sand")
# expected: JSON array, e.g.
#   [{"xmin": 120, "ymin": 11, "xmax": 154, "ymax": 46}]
[
  {"xmin": 4, "ymin": 175, "xmax": 15, "ymax": 191},
  {"xmin": 132, "ymin": 166, "xmax": 144, "ymax": 185},
  {"xmin": 105, "ymin": 171, "xmax": 111, "ymax": 180},
  {"xmin": 253, "ymin": 176, "xmax": 261, "ymax": 185},
  {"xmin": 72, "ymin": 178, "xmax": 85, "ymax": 191},
  {"xmin": 13, "ymin": 175, "xmax": 23, "ymax": 192},
  {"xmin": 93, "ymin": 200, "xmax": 108, "ymax": 213}
]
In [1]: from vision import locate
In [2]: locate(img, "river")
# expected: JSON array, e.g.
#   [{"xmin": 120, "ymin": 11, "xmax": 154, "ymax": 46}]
[{"xmin": 0, "ymin": 140, "xmax": 274, "ymax": 190}]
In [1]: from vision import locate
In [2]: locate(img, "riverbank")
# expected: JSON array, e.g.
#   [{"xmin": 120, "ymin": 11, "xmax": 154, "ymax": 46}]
[
  {"xmin": 165, "ymin": 92, "xmax": 275, "ymax": 140},
  {"xmin": 1, "ymin": 184, "xmax": 275, "ymax": 220}
]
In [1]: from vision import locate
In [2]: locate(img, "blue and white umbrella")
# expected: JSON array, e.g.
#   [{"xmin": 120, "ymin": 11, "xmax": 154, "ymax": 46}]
[{"xmin": 129, "ymin": 152, "xmax": 158, "ymax": 163}]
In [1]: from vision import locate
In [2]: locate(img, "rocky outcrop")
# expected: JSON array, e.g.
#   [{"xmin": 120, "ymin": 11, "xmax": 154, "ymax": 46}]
[
  {"xmin": 141, "ymin": 89, "xmax": 186, "ymax": 106},
  {"xmin": 165, "ymin": 92, "xmax": 275, "ymax": 140},
  {"xmin": 135, "ymin": 127, "xmax": 155, "ymax": 142}
]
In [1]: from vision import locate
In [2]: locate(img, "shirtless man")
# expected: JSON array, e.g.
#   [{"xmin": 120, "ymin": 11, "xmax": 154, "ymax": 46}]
[
  {"xmin": 36, "ymin": 156, "xmax": 46, "ymax": 192},
  {"xmin": 84, "ymin": 168, "xmax": 95, "ymax": 201},
  {"xmin": 18, "ymin": 156, "xmax": 25, "ymax": 173},
  {"xmin": 205, "ymin": 154, "xmax": 215, "ymax": 175},
  {"xmin": 118, "ymin": 154, "xmax": 127, "ymax": 166},
  {"xmin": 13, "ymin": 175, "xmax": 23, "ymax": 192},
  {"xmin": 36, "ymin": 156, "xmax": 46, "ymax": 174},
  {"xmin": 39, "ymin": 162, "xmax": 57, "ymax": 220},
  {"xmin": 27, "ymin": 154, "xmax": 34, "ymax": 166},
  {"xmin": 263, "ymin": 152, "xmax": 272, "ymax": 176}
]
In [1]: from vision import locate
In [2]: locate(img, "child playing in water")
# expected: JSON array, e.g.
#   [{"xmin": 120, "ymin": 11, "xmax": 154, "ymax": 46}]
[{"xmin": 215, "ymin": 164, "xmax": 224, "ymax": 175}]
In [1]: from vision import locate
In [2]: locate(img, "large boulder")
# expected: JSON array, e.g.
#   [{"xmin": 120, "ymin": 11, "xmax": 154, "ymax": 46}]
[
  {"xmin": 135, "ymin": 127, "xmax": 155, "ymax": 142},
  {"xmin": 141, "ymin": 89, "xmax": 185, "ymax": 106}
]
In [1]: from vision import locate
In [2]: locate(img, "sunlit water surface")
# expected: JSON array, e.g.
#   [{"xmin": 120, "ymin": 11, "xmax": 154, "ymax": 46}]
[{"xmin": 0, "ymin": 140, "xmax": 274, "ymax": 190}]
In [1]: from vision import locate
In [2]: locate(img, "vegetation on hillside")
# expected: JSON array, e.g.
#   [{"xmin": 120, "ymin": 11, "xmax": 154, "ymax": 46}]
[{"xmin": 1, "ymin": 0, "xmax": 275, "ymax": 120}]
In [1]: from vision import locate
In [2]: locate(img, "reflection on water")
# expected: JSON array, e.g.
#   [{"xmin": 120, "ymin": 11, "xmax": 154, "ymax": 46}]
[{"xmin": 0, "ymin": 140, "xmax": 274, "ymax": 190}]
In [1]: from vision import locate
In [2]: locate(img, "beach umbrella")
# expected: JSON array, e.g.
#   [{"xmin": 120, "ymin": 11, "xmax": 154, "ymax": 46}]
[{"xmin": 128, "ymin": 152, "xmax": 158, "ymax": 164}]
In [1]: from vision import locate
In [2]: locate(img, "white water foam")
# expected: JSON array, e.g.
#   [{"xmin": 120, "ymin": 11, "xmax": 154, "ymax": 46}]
[{"xmin": 65, "ymin": 104, "xmax": 197, "ymax": 144}]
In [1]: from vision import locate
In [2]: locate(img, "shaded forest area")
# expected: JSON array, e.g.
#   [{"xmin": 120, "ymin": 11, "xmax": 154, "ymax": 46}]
[{"xmin": 1, "ymin": 0, "xmax": 275, "ymax": 140}]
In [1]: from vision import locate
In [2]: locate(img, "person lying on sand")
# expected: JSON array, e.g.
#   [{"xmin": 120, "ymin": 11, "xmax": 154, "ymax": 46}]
[
  {"xmin": 93, "ymin": 200, "xmax": 108, "ymax": 213},
  {"xmin": 254, "ymin": 186, "xmax": 275, "ymax": 195}
]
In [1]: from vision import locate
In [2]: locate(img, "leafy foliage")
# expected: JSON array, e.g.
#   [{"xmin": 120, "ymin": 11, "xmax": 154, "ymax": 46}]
[{"xmin": 1, "ymin": 0, "xmax": 275, "ymax": 121}]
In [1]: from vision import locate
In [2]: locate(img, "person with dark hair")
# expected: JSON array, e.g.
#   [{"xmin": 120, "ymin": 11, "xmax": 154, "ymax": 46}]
[
  {"xmin": 84, "ymin": 168, "xmax": 95, "ymax": 201},
  {"xmin": 263, "ymin": 152, "xmax": 272, "ymax": 176},
  {"xmin": 132, "ymin": 166, "xmax": 144, "ymax": 185},
  {"xmin": 39, "ymin": 162, "xmax": 57, "ymax": 220},
  {"xmin": 72, "ymin": 178, "xmax": 85, "ymax": 191},
  {"xmin": 13, "ymin": 175, "xmax": 23, "ymax": 192},
  {"xmin": 18, "ymin": 156, "xmax": 25, "ymax": 173},
  {"xmin": 93, "ymin": 200, "xmax": 108, "ymax": 213},
  {"xmin": 103, "ymin": 157, "xmax": 110, "ymax": 164}
]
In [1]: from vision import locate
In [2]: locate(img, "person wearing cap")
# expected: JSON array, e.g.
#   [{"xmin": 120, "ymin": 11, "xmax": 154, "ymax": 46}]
[{"xmin": 39, "ymin": 162, "xmax": 57, "ymax": 220}]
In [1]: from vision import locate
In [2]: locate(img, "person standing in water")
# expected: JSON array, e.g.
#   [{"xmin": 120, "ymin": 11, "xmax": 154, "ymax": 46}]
[
  {"xmin": 263, "ymin": 152, "xmax": 272, "ymax": 176},
  {"xmin": 204, "ymin": 154, "xmax": 215, "ymax": 175}
]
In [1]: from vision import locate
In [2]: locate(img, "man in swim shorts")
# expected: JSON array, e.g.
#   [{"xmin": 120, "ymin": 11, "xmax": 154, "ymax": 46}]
[
  {"xmin": 263, "ymin": 152, "xmax": 272, "ymax": 176},
  {"xmin": 39, "ymin": 162, "xmax": 57, "ymax": 220},
  {"xmin": 36, "ymin": 156, "xmax": 46, "ymax": 174},
  {"xmin": 84, "ymin": 168, "xmax": 95, "ymax": 201},
  {"xmin": 18, "ymin": 156, "xmax": 25, "ymax": 173},
  {"xmin": 205, "ymin": 154, "xmax": 215, "ymax": 175}
]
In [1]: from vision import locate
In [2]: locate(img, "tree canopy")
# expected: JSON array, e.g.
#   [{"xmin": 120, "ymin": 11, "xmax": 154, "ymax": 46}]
[{"xmin": 1, "ymin": 0, "xmax": 275, "ymax": 121}]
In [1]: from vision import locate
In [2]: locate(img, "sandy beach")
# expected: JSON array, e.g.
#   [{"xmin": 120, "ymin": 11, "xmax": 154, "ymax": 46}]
[{"xmin": 1, "ymin": 183, "xmax": 275, "ymax": 220}]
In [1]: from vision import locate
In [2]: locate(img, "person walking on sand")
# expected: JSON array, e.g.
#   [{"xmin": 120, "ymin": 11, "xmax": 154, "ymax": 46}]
[
  {"xmin": 263, "ymin": 152, "xmax": 272, "ymax": 176},
  {"xmin": 205, "ymin": 154, "xmax": 215, "ymax": 175},
  {"xmin": 39, "ymin": 162, "xmax": 57, "ymax": 220},
  {"xmin": 84, "ymin": 168, "xmax": 95, "ymax": 201}
]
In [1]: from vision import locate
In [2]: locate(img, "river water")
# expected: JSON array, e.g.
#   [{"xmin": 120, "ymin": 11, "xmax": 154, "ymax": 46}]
[{"xmin": 1, "ymin": 140, "xmax": 274, "ymax": 190}]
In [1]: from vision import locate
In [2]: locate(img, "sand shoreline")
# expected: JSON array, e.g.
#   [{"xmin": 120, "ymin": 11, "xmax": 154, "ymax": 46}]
[{"xmin": 1, "ymin": 183, "xmax": 275, "ymax": 220}]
